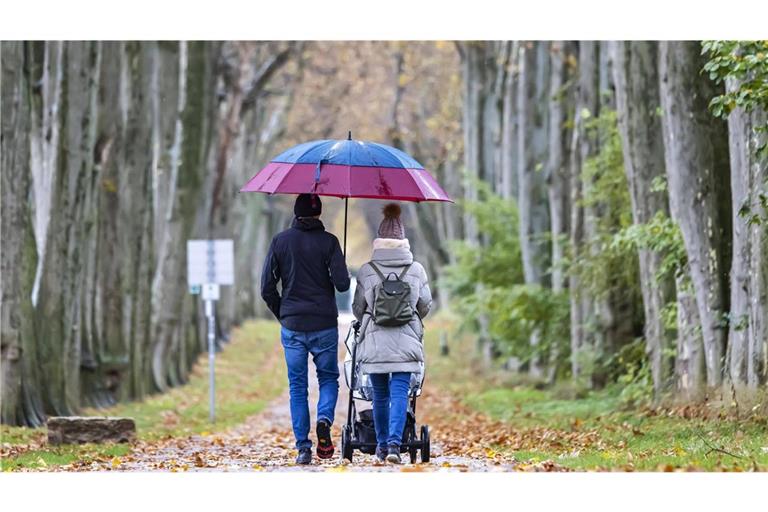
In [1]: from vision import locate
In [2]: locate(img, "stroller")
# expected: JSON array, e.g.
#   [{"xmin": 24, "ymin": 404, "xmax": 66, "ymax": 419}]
[{"xmin": 341, "ymin": 320, "xmax": 430, "ymax": 463}]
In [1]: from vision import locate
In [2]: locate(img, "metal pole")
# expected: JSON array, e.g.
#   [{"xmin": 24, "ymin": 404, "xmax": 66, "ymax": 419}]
[
  {"xmin": 343, "ymin": 197, "xmax": 348, "ymax": 256},
  {"xmin": 206, "ymin": 299, "xmax": 216, "ymax": 423}
]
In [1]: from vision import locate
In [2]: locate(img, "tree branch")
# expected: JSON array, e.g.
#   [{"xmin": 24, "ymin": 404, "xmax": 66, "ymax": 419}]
[
  {"xmin": 695, "ymin": 429, "xmax": 743, "ymax": 459},
  {"xmin": 241, "ymin": 45, "xmax": 294, "ymax": 113}
]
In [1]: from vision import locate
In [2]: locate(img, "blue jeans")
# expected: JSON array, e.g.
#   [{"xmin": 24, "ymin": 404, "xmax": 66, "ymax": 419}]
[
  {"xmin": 370, "ymin": 372, "xmax": 412, "ymax": 448},
  {"xmin": 281, "ymin": 326, "xmax": 340, "ymax": 450}
]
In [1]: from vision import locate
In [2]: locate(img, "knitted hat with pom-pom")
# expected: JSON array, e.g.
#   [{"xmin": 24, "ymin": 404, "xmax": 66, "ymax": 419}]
[{"xmin": 377, "ymin": 203, "xmax": 405, "ymax": 240}]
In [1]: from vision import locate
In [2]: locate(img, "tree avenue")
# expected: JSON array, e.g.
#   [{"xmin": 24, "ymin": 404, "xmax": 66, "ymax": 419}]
[{"xmin": 2, "ymin": 40, "xmax": 767, "ymax": 427}]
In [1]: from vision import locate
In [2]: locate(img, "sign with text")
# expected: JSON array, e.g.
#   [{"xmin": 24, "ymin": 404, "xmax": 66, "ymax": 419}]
[
  {"xmin": 187, "ymin": 239, "xmax": 234, "ymax": 287},
  {"xmin": 186, "ymin": 239, "xmax": 234, "ymax": 424}
]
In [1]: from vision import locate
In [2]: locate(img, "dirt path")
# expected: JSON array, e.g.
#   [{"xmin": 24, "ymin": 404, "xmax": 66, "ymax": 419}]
[{"xmin": 95, "ymin": 320, "xmax": 529, "ymax": 472}]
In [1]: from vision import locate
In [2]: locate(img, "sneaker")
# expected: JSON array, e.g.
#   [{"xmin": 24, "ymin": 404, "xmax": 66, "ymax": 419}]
[
  {"xmin": 375, "ymin": 445, "xmax": 387, "ymax": 463},
  {"xmin": 296, "ymin": 447, "xmax": 312, "ymax": 465},
  {"xmin": 386, "ymin": 444, "xmax": 401, "ymax": 464},
  {"xmin": 316, "ymin": 419, "xmax": 335, "ymax": 459}
]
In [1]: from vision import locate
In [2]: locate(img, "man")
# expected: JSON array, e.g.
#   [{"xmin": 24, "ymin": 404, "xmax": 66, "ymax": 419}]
[{"xmin": 261, "ymin": 193, "xmax": 350, "ymax": 465}]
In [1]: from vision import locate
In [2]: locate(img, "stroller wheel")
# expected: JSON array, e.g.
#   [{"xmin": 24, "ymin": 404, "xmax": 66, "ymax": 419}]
[
  {"xmin": 420, "ymin": 425, "xmax": 430, "ymax": 463},
  {"xmin": 408, "ymin": 424, "xmax": 418, "ymax": 463},
  {"xmin": 342, "ymin": 425, "xmax": 353, "ymax": 462}
]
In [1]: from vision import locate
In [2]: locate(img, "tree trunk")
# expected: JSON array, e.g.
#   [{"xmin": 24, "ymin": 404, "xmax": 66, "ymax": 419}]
[
  {"xmin": 500, "ymin": 41, "xmax": 518, "ymax": 200},
  {"xmin": 151, "ymin": 41, "xmax": 211, "ymax": 391},
  {"xmin": 546, "ymin": 41, "xmax": 574, "ymax": 295},
  {"xmin": 516, "ymin": 41, "xmax": 551, "ymax": 377},
  {"xmin": 675, "ymin": 276, "xmax": 705, "ymax": 399},
  {"xmin": 746, "ymin": 112, "xmax": 768, "ymax": 387},
  {"xmin": 612, "ymin": 41, "xmax": 675, "ymax": 398},
  {"xmin": 458, "ymin": 42, "xmax": 497, "ymax": 363},
  {"xmin": 35, "ymin": 42, "xmax": 102, "ymax": 416},
  {"xmin": 569, "ymin": 41, "xmax": 600, "ymax": 381},
  {"xmin": 544, "ymin": 41, "xmax": 576, "ymax": 382},
  {"xmin": 459, "ymin": 42, "xmax": 485, "ymax": 245},
  {"xmin": 725, "ymin": 77, "xmax": 768, "ymax": 388},
  {"xmin": 1, "ymin": 42, "xmax": 45, "ymax": 426},
  {"xmin": 659, "ymin": 41, "xmax": 731, "ymax": 388}
]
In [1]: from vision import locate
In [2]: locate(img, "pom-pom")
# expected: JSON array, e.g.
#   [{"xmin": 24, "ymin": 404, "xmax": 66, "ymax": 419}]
[{"xmin": 382, "ymin": 203, "xmax": 401, "ymax": 219}]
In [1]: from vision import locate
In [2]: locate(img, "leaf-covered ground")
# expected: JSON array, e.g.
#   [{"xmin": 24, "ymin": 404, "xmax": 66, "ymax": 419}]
[
  {"xmin": 3, "ymin": 316, "xmax": 767, "ymax": 472},
  {"xmin": 1, "ymin": 321, "xmax": 286, "ymax": 471},
  {"xmin": 425, "ymin": 316, "xmax": 768, "ymax": 472},
  {"xmin": 2, "ymin": 318, "xmax": 528, "ymax": 472}
]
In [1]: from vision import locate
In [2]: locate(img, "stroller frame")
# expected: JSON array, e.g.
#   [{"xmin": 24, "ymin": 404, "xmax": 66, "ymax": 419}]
[{"xmin": 340, "ymin": 322, "xmax": 430, "ymax": 463}]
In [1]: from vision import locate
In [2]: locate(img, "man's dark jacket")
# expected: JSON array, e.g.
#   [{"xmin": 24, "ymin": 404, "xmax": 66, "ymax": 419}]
[{"xmin": 261, "ymin": 217, "xmax": 350, "ymax": 332}]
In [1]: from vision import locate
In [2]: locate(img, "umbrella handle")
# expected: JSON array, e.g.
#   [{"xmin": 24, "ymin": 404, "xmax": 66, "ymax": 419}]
[{"xmin": 343, "ymin": 197, "xmax": 348, "ymax": 257}]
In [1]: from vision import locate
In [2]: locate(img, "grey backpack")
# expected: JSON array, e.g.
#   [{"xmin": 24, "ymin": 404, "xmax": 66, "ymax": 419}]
[{"xmin": 368, "ymin": 262, "xmax": 414, "ymax": 327}]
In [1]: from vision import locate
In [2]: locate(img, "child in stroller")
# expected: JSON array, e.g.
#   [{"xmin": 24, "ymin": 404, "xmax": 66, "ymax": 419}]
[{"xmin": 341, "ymin": 320, "xmax": 430, "ymax": 463}]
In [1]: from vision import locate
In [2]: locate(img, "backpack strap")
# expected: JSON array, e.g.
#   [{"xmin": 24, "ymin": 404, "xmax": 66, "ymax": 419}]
[
  {"xmin": 368, "ymin": 262, "xmax": 386, "ymax": 281},
  {"xmin": 369, "ymin": 262, "xmax": 412, "ymax": 282}
]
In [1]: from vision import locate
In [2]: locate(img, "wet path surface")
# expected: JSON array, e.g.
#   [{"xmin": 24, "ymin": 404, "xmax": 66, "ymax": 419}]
[{"xmin": 90, "ymin": 320, "xmax": 539, "ymax": 472}]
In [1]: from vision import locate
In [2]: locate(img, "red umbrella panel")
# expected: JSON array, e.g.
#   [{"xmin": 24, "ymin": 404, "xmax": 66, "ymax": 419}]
[{"xmin": 241, "ymin": 162, "xmax": 451, "ymax": 202}]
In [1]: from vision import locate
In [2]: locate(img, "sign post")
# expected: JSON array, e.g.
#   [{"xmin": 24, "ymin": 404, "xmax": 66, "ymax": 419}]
[{"xmin": 187, "ymin": 240, "xmax": 234, "ymax": 423}]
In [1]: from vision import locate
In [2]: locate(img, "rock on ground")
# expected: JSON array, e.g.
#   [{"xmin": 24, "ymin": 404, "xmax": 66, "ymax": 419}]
[{"xmin": 47, "ymin": 417, "xmax": 136, "ymax": 445}]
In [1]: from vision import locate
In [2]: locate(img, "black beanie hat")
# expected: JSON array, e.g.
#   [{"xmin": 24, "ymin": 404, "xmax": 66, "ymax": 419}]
[{"xmin": 294, "ymin": 193, "xmax": 322, "ymax": 217}]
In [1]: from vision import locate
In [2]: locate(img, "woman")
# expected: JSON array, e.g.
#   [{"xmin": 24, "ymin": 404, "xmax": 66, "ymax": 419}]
[{"xmin": 352, "ymin": 203, "xmax": 432, "ymax": 464}]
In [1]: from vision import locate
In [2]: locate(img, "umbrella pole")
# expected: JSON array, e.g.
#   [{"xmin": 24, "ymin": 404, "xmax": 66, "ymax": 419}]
[{"xmin": 343, "ymin": 197, "xmax": 348, "ymax": 256}]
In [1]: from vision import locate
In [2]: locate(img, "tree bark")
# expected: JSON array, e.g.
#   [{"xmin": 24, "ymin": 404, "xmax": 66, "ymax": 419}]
[
  {"xmin": 725, "ymin": 77, "xmax": 768, "ymax": 388},
  {"xmin": 675, "ymin": 276, "xmax": 705, "ymax": 398},
  {"xmin": 500, "ymin": 41, "xmax": 518, "ymax": 200},
  {"xmin": 546, "ymin": 41, "xmax": 573, "ymax": 295},
  {"xmin": 659, "ymin": 41, "xmax": 731, "ymax": 388},
  {"xmin": 35, "ymin": 42, "xmax": 102, "ymax": 416},
  {"xmin": 569, "ymin": 41, "xmax": 600, "ymax": 381},
  {"xmin": 1, "ymin": 42, "xmax": 46, "ymax": 426},
  {"xmin": 516, "ymin": 41, "xmax": 551, "ymax": 376},
  {"xmin": 612, "ymin": 41, "xmax": 675, "ymax": 397},
  {"xmin": 151, "ymin": 41, "xmax": 211, "ymax": 391}
]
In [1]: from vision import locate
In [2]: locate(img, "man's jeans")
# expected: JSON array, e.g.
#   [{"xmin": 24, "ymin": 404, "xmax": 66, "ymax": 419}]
[
  {"xmin": 280, "ymin": 326, "xmax": 340, "ymax": 450},
  {"xmin": 370, "ymin": 372, "xmax": 412, "ymax": 447}
]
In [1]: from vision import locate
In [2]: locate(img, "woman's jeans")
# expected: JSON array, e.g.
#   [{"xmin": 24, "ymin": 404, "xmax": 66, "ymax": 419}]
[
  {"xmin": 370, "ymin": 372, "xmax": 412, "ymax": 448},
  {"xmin": 281, "ymin": 326, "xmax": 340, "ymax": 450}
]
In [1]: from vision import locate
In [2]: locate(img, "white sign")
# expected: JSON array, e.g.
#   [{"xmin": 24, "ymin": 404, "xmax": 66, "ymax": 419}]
[
  {"xmin": 186, "ymin": 239, "xmax": 234, "ymax": 424},
  {"xmin": 202, "ymin": 283, "xmax": 220, "ymax": 301},
  {"xmin": 187, "ymin": 239, "xmax": 234, "ymax": 286}
]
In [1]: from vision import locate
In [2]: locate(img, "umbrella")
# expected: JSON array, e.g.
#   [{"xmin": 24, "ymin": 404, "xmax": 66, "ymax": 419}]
[{"xmin": 241, "ymin": 132, "xmax": 452, "ymax": 254}]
